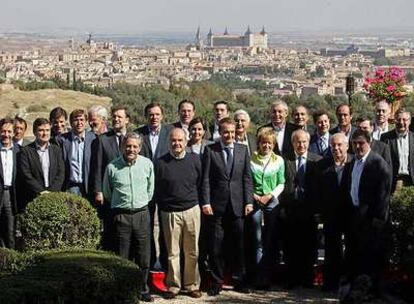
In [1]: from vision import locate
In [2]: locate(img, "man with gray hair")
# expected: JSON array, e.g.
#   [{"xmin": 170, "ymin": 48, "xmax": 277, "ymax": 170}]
[
  {"xmin": 372, "ymin": 101, "xmax": 391, "ymax": 141},
  {"xmin": 380, "ymin": 108, "xmax": 414, "ymax": 192},
  {"xmin": 280, "ymin": 129, "xmax": 321, "ymax": 288},
  {"xmin": 258, "ymin": 100, "xmax": 296, "ymax": 159},
  {"xmin": 103, "ymin": 132, "xmax": 154, "ymax": 302},
  {"xmin": 88, "ymin": 105, "xmax": 108, "ymax": 135},
  {"xmin": 317, "ymin": 132, "xmax": 353, "ymax": 291},
  {"xmin": 234, "ymin": 109, "xmax": 257, "ymax": 155},
  {"xmin": 154, "ymin": 128, "xmax": 203, "ymax": 299}
]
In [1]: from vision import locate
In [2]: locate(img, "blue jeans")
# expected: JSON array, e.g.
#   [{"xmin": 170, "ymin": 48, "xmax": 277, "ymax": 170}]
[{"xmin": 250, "ymin": 198, "xmax": 280, "ymax": 281}]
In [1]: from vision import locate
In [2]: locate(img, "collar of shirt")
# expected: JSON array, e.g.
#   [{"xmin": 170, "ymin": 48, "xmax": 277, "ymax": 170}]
[
  {"xmin": 272, "ymin": 123, "xmax": 285, "ymax": 132},
  {"xmin": 0, "ymin": 143, "xmax": 13, "ymax": 151},
  {"xmin": 318, "ymin": 132, "xmax": 329, "ymax": 140},
  {"xmin": 170, "ymin": 151, "xmax": 186, "ymax": 160},
  {"xmin": 35, "ymin": 141, "xmax": 50, "ymax": 151},
  {"xmin": 235, "ymin": 133, "xmax": 248, "ymax": 142},
  {"xmin": 295, "ymin": 152, "xmax": 308, "ymax": 161},
  {"xmin": 121, "ymin": 155, "xmax": 137, "ymax": 166},
  {"xmin": 375, "ymin": 123, "xmax": 388, "ymax": 132},
  {"xmin": 73, "ymin": 131, "xmax": 85, "ymax": 141},
  {"xmin": 397, "ymin": 130, "xmax": 409, "ymax": 139},
  {"xmin": 220, "ymin": 141, "xmax": 234, "ymax": 150},
  {"xmin": 356, "ymin": 150, "xmax": 370, "ymax": 165},
  {"xmin": 148, "ymin": 125, "xmax": 160, "ymax": 135}
]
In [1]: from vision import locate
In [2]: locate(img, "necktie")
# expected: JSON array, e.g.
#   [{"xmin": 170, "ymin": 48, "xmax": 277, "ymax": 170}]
[
  {"xmin": 296, "ymin": 156, "xmax": 306, "ymax": 201},
  {"xmin": 117, "ymin": 134, "xmax": 124, "ymax": 151},
  {"xmin": 224, "ymin": 147, "xmax": 233, "ymax": 175},
  {"xmin": 320, "ymin": 137, "xmax": 327, "ymax": 152}
]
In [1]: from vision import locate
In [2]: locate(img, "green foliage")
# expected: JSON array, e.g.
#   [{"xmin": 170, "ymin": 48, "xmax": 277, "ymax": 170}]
[
  {"xmin": 391, "ymin": 187, "xmax": 414, "ymax": 268},
  {"xmin": 0, "ymin": 250, "xmax": 142, "ymax": 304},
  {"xmin": 19, "ymin": 192, "xmax": 100, "ymax": 252},
  {"xmin": 0, "ymin": 248, "xmax": 35, "ymax": 277}
]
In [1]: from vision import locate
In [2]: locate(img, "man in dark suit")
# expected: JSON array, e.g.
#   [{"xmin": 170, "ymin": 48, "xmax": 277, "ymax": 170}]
[
  {"xmin": 234, "ymin": 109, "xmax": 257, "ymax": 155},
  {"xmin": 258, "ymin": 100, "xmax": 296, "ymax": 159},
  {"xmin": 172, "ymin": 99, "xmax": 195, "ymax": 140},
  {"xmin": 355, "ymin": 117, "xmax": 391, "ymax": 169},
  {"xmin": 91, "ymin": 105, "xmax": 130, "ymax": 250},
  {"xmin": 345, "ymin": 129, "xmax": 392, "ymax": 298},
  {"xmin": 18, "ymin": 118, "xmax": 65, "ymax": 208},
  {"xmin": 49, "ymin": 107, "xmax": 68, "ymax": 146},
  {"xmin": 309, "ymin": 110, "xmax": 332, "ymax": 157},
  {"xmin": 201, "ymin": 117, "xmax": 253, "ymax": 296},
  {"xmin": 135, "ymin": 102, "xmax": 172, "ymax": 274},
  {"xmin": 280, "ymin": 129, "xmax": 322, "ymax": 288},
  {"xmin": 209, "ymin": 100, "xmax": 230, "ymax": 141},
  {"xmin": 317, "ymin": 133, "xmax": 353, "ymax": 291},
  {"xmin": 13, "ymin": 116, "xmax": 31, "ymax": 147},
  {"xmin": 58, "ymin": 109, "xmax": 96, "ymax": 200},
  {"xmin": 330, "ymin": 104, "xmax": 356, "ymax": 151},
  {"xmin": 292, "ymin": 105, "xmax": 315, "ymax": 135},
  {"xmin": 0, "ymin": 118, "xmax": 20, "ymax": 249},
  {"xmin": 380, "ymin": 108, "xmax": 414, "ymax": 192}
]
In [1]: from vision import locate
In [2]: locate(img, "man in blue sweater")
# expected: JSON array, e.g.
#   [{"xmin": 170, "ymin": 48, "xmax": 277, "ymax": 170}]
[{"xmin": 154, "ymin": 128, "xmax": 203, "ymax": 299}]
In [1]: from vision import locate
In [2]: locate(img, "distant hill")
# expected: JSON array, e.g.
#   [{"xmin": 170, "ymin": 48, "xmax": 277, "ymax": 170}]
[{"xmin": 0, "ymin": 84, "xmax": 111, "ymax": 136}]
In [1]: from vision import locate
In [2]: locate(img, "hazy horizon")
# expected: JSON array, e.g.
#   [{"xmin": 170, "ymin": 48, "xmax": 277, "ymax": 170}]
[{"xmin": 1, "ymin": 0, "xmax": 413, "ymax": 34}]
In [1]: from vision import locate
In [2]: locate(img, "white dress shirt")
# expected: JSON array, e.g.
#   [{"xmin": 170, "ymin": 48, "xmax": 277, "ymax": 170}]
[
  {"xmin": 0, "ymin": 144, "xmax": 13, "ymax": 187},
  {"xmin": 350, "ymin": 151, "xmax": 370, "ymax": 206},
  {"xmin": 372, "ymin": 123, "xmax": 389, "ymax": 141},
  {"xmin": 397, "ymin": 132, "xmax": 410, "ymax": 175},
  {"xmin": 273, "ymin": 123, "xmax": 285, "ymax": 153}
]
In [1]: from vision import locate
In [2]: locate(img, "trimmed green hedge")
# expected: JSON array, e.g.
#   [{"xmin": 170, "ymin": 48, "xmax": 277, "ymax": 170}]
[
  {"xmin": 0, "ymin": 250, "xmax": 142, "ymax": 304},
  {"xmin": 19, "ymin": 192, "xmax": 100, "ymax": 252},
  {"xmin": 391, "ymin": 187, "xmax": 414, "ymax": 267},
  {"xmin": 0, "ymin": 248, "xmax": 34, "ymax": 277}
]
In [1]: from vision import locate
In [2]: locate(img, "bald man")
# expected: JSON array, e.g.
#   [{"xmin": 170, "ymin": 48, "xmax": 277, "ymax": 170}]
[{"xmin": 154, "ymin": 128, "xmax": 203, "ymax": 299}]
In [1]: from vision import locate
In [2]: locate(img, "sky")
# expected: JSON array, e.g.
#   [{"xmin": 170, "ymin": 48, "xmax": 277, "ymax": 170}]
[{"xmin": 1, "ymin": 0, "xmax": 414, "ymax": 33}]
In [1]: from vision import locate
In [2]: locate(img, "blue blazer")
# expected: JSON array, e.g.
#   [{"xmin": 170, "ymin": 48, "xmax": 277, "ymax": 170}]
[
  {"xmin": 309, "ymin": 133, "xmax": 332, "ymax": 158},
  {"xmin": 59, "ymin": 131, "xmax": 96, "ymax": 194}
]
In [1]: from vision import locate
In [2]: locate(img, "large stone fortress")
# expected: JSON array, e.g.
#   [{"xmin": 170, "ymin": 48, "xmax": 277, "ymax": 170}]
[{"xmin": 203, "ymin": 26, "xmax": 268, "ymax": 49}]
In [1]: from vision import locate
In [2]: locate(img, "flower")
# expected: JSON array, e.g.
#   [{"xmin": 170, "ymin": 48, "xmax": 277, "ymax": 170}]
[{"xmin": 364, "ymin": 67, "xmax": 407, "ymax": 104}]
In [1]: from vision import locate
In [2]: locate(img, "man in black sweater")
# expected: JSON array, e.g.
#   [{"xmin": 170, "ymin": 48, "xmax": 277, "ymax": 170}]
[{"xmin": 154, "ymin": 128, "xmax": 203, "ymax": 299}]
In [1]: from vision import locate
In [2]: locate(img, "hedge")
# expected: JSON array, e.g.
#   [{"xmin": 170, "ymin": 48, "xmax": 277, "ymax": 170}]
[
  {"xmin": 0, "ymin": 250, "xmax": 142, "ymax": 304},
  {"xmin": 19, "ymin": 192, "xmax": 100, "ymax": 252}
]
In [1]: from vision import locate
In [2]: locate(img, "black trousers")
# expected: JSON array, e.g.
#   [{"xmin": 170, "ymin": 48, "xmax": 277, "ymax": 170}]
[
  {"xmin": 324, "ymin": 219, "xmax": 348, "ymax": 289},
  {"xmin": 206, "ymin": 204, "xmax": 245, "ymax": 285},
  {"xmin": 283, "ymin": 213, "xmax": 317, "ymax": 286},
  {"xmin": 0, "ymin": 190, "xmax": 15, "ymax": 249},
  {"xmin": 344, "ymin": 209, "xmax": 391, "ymax": 286},
  {"xmin": 112, "ymin": 207, "xmax": 151, "ymax": 295}
]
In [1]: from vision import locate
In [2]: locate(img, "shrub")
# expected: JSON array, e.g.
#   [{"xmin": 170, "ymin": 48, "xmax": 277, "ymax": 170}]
[
  {"xmin": 391, "ymin": 187, "xmax": 414, "ymax": 266},
  {"xmin": 0, "ymin": 250, "xmax": 142, "ymax": 304},
  {"xmin": 26, "ymin": 104, "xmax": 48, "ymax": 112},
  {"xmin": 0, "ymin": 248, "xmax": 35, "ymax": 277},
  {"xmin": 19, "ymin": 192, "xmax": 100, "ymax": 252}
]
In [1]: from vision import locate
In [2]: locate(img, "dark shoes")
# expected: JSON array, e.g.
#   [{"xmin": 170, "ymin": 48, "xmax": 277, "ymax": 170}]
[
  {"xmin": 188, "ymin": 290, "xmax": 202, "ymax": 298},
  {"xmin": 207, "ymin": 284, "xmax": 222, "ymax": 296},
  {"xmin": 138, "ymin": 293, "xmax": 154, "ymax": 302},
  {"xmin": 163, "ymin": 291, "xmax": 178, "ymax": 299},
  {"xmin": 234, "ymin": 284, "xmax": 251, "ymax": 294}
]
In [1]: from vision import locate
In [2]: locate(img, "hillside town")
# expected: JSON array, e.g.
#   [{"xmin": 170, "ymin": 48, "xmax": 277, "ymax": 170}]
[{"xmin": 1, "ymin": 27, "xmax": 414, "ymax": 99}]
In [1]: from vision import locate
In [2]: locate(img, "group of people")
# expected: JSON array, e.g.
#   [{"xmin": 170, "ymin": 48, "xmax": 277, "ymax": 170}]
[{"xmin": 0, "ymin": 98, "xmax": 408, "ymax": 302}]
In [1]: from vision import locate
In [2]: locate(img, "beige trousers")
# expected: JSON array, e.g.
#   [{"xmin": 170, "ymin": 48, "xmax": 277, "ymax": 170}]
[{"xmin": 161, "ymin": 205, "xmax": 201, "ymax": 293}]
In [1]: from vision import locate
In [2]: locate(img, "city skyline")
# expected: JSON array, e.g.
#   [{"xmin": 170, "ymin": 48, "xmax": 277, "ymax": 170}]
[{"xmin": 1, "ymin": 0, "xmax": 414, "ymax": 33}]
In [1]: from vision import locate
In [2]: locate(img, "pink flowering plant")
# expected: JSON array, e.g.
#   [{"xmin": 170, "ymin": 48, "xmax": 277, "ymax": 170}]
[{"xmin": 364, "ymin": 67, "xmax": 407, "ymax": 103}]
